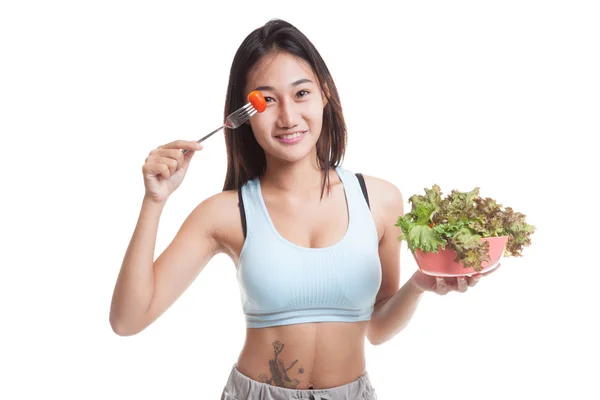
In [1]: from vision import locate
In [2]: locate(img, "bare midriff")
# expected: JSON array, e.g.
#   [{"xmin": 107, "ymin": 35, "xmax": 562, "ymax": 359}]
[{"xmin": 235, "ymin": 320, "xmax": 369, "ymax": 390}]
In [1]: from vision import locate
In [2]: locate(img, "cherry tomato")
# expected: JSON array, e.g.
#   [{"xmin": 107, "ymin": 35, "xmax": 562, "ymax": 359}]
[{"xmin": 247, "ymin": 90, "xmax": 267, "ymax": 113}]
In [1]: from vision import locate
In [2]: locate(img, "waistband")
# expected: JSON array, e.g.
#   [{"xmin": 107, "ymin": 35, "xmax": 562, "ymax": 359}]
[{"xmin": 222, "ymin": 364, "xmax": 376, "ymax": 400}]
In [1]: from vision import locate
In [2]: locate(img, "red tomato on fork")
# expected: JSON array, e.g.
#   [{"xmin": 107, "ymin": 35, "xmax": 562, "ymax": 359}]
[{"xmin": 247, "ymin": 90, "xmax": 267, "ymax": 113}]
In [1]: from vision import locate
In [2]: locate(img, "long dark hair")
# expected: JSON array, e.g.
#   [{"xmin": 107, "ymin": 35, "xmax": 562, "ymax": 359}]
[{"xmin": 221, "ymin": 19, "xmax": 347, "ymax": 198}]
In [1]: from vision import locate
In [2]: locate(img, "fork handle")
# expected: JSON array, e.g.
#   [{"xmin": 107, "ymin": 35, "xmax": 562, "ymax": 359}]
[{"xmin": 182, "ymin": 125, "xmax": 224, "ymax": 154}]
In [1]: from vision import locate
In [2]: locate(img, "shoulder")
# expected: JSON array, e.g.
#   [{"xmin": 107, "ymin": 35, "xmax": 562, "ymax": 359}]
[
  {"xmin": 184, "ymin": 189, "xmax": 244, "ymax": 255},
  {"xmin": 192, "ymin": 189, "xmax": 237, "ymax": 212},
  {"xmin": 187, "ymin": 189, "xmax": 241, "ymax": 234},
  {"xmin": 356, "ymin": 173, "xmax": 404, "ymax": 240},
  {"xmin": 360, "ymin": 174, "xmax": 404, "ymax": 214}
]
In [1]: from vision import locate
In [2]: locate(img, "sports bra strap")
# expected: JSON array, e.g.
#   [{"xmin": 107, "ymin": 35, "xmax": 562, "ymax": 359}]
[{"xmin": 237, "ymin": 172, "xmax": 370, "ymax": 239}]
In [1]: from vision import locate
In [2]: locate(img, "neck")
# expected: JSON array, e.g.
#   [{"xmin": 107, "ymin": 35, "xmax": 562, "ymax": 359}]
[{"xmin": 261, "ymin": 151, "xmax": 330, "ymax": 193}]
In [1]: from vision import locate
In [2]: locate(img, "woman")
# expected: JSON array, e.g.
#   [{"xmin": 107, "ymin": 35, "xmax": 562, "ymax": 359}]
[{"xmin": 109, "ymin": 19, "xmax": 486, "ymax": 400}]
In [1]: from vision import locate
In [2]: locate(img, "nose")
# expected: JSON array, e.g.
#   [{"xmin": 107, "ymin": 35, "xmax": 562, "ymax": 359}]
[{"xmin": 276, "ymin": 99, "xmax": 299, "ymax": 129}]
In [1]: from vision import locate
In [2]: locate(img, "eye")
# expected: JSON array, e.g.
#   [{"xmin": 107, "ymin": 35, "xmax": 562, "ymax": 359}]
[
  {"xmin": 296, "ymin": 90, "xmax": 310, "ymax": 98},
  {"xmin": 263, "ymin": 96, "xmax": 275, "ymax": 103}
]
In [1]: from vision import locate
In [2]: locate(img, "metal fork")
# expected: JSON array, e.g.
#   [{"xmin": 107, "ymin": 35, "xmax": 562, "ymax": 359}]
[{"xmin": 182, "ymin": 102, "xmax": 258, "ymax": 154}]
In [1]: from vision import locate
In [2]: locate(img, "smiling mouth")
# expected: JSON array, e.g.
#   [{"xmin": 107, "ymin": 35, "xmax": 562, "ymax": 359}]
[{"xmin": 274, "ymin": 131, "xmax": 306, "ymax": 140}]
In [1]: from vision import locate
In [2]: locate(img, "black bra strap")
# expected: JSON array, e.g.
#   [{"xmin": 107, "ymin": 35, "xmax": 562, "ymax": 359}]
[
  {"xmin": 355, "ymin": 173, "xmax": 370, "ymax": 209},
  {"xmin": 238, "ymin": 188, "xmax": 247, "ymax": 239}
]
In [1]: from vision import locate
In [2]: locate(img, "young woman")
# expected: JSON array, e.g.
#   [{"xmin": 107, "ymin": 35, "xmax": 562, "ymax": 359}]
[{"xmin": 110, "ymin": 19, "xmax": 486, "ymax": 400}]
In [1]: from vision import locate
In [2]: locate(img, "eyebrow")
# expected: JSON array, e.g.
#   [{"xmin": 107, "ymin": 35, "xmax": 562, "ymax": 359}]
[{"xmin": 254, "ymin": 78, "xmax": 314, "ymax": 92}]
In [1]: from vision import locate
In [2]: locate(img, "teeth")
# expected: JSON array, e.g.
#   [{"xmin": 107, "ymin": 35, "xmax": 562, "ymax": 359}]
[{"xmin": 278, "ymin": 132, "xmax": 303, "ymax": 140}]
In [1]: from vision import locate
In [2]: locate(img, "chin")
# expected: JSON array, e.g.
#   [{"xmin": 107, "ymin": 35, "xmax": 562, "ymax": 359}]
[
  {"xmin": 269, "ymin": 140, "xmax": 318, "ymax": 164},
  {"xmin": 272, "ymin": 148, "xmax": 314, "ymax": 164}
]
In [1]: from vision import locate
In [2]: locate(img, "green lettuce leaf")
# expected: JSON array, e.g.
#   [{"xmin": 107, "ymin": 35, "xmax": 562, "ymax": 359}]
[
  {"xmin": 396, "ymin": 184, "xmax": 536, "ymax": 270},
  {"xmin": 405, "ymin": 225, "xmax": 446, "ymax": 253}
]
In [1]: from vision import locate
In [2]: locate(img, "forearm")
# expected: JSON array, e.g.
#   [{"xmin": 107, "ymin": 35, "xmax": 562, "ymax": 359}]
[
  {"xmin": 109, "ymin": 196, "xmax": 166, "ymax": 334},
  {"xmin": 367, "ymin": 272, "xmax": 425, "ymax": 345}
]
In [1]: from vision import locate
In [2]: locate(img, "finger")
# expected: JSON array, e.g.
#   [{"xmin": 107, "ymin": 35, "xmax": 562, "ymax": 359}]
[
  {"xmin": 153, "ymin": 148, "xmax": 186, "ymax": 167},
  {"xmin": 457, "ymin": 276, "xmax": 468, "ymax": 293},
  {"xmin": 151, "ymin": 148, "xmax": 196, "ymax": 170},
  {"xmin": 151, "ymin": 156, "xmax": 178, "ymax": 175},
  {"xmin": 159, "ymin": 140, "xmax": 203, "ymax": 152},
  {"xmin": 435, "ymin": 276, "xmax": 445, "ymax": 287},
  {"xmin": 143, "ymin": 163, "xmax": 171, "ymax": 179},
  {"xmin": 160, "ymin": 149, "xmax": 186, "ymax": 169},
  {"xmin": 435, "ymin": 277, "xmax": 450, "ymax": 295},
  {"xmin": 446, "ymin": 278, "xmax": 458, "ymax": 291},
  {"xmin": 467, "ymin": 274, "xmax": 482, "ymax": 287},
  {"xmin": 181, "ymin": 148, "xmax": 197, "ymax": 168},
  {"xmin": 182, "ymin": 148, "xmax": 196, "ymax": 161},
  {"xmin": 147, "ymin": 152, "xmax": 180, "ymax": 173}
]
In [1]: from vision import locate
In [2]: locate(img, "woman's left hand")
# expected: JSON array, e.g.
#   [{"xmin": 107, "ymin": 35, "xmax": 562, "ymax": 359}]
[{"xmin": 409, "ymin": 264, "xmax": 500, "ymax": 295}]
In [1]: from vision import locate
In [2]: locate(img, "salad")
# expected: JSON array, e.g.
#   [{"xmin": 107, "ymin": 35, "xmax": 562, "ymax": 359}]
[{"xmin": 396, "ymin": 185, "xmax": 536, "ymax": 272}]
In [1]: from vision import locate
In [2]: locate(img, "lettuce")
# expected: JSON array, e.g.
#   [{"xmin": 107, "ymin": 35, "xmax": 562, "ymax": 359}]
[{"xmin": 396, "ymin": 185, "xmax": 536, "ymax": 271}]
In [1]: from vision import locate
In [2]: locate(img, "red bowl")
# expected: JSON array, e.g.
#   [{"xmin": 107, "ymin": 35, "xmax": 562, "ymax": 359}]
[{"xmin": 413, "ymin": 236, "xmax": 508, "ymax": 277}]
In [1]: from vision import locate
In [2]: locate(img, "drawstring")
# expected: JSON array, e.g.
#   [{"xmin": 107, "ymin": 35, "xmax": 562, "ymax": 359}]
[{"xmin": 296, "ymin": 394, "xmax": 332, "ymax": 400}]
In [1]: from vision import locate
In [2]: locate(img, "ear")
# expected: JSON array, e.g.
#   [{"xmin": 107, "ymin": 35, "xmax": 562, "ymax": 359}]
[
  {"xmin": 321, "ymin": 90, "xmax": 329, "ymax": 108},
  {"xmin": 321, "ymin": 82, "xmax": 330, "ymax": 108}
]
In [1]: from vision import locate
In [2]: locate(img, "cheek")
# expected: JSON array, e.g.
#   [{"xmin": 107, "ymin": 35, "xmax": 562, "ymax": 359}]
[
  {"xmin": 306, "ymin": 106, "xmax": 325, "ymax": 129},
  {"xmin": 248, "ymin": 117, "xmax": 274, "ymax": 148},
  {"xmin": 249, "ymin": 115, "xmax": 271, "ymax": 136}
]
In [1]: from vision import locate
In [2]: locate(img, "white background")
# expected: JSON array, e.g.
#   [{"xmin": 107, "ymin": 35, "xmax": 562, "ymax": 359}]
[{"xmin": 1, "ymin": 1, "xmax": 598, "ymax": 399}]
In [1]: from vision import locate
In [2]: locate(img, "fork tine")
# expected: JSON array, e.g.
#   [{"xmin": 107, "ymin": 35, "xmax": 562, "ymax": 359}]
[
  {"xmin": 184, "ymin": 101, "xmax": 259, "ymax": 152},
  {"xmin": 227, "ymin": 104, "xmax": 257, "ymax": 128},
  {"xmin": 233, "ymin": 102, "xmax": 253, "ymax": 116},
  {"xmin": 243, "ymin": 108, "xmax": 257, "ymax": 121}
]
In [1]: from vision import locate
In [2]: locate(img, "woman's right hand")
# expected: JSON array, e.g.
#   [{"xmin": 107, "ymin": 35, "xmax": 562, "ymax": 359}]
[{"xmin": 142, "ymin": 140, "xmax": 203, "ymax": 204}]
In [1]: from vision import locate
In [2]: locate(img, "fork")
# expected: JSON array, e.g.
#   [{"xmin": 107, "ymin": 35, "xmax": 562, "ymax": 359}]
[{"xmin": 182, "ymin": 102, "xmax": 258, "ymax": 154}]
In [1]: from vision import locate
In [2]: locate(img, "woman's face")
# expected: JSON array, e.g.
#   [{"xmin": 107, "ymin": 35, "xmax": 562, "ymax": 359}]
[{"xmin": 244, "ymin": 51, "xmax": 326, "ymax": 164}]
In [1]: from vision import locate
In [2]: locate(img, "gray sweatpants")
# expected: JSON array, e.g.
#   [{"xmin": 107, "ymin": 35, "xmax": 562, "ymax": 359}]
[{"xmin": 220, "ymin": 365, "xmax": 377, "ymax": 400}]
